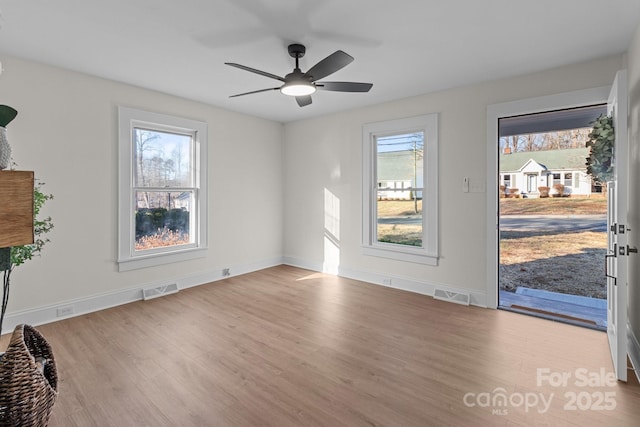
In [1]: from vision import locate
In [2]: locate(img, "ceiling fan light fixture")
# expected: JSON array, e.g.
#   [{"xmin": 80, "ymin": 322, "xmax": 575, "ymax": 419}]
[
  {"xmin": 280, "ymin": 82, "xmax": 316, "ymax": 97},
  {"xmin": 227, "ymin": 44, "xmax": 371, "ymax": 107}
]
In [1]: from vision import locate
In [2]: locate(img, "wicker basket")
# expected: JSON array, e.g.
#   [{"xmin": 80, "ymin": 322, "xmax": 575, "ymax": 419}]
[{"xmin": 0, "ymin": 324, "xmax": 58, "ymax": 426}]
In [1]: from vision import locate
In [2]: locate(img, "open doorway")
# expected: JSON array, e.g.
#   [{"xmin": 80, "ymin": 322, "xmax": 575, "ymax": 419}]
[
  {"xmin": 497, "ymin": 104, "xmax": 609, "ymax": 330},
  {"xmin": 487, "ymin": 74, "xmax": 629, "ymax": 381}
]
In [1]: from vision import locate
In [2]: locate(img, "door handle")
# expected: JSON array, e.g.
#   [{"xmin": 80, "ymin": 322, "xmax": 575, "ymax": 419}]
[{"xmin": 628, "ymin": 246, "xmax": 638, "ymax": 254}]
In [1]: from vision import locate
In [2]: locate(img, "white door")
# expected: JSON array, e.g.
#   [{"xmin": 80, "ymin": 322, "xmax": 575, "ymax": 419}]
[
  {"xmin": 606, "ymin": 70, "xmax": 628, "ymax": 382},
  {"xmin": 527, "ymin": 174, "xmax": 536, "ymax": 193}
]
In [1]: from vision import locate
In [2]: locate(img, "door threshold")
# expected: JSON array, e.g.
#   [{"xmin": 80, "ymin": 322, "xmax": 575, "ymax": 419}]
[
  {"xmin": 499, "ymin": 288, "xmax": 606, "ymax": 330},
  {"xmin": 499, "ymin": 304, "xmax": 605, "ymax": 331}
]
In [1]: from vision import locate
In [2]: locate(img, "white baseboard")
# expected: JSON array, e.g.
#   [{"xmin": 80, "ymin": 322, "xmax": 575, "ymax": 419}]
[
  {"xmin": 1, "ymin": 256, "xmax": 283, "ymax": 335},
  {"xmin": 282, "ymin": 256, "xmax": 487, "ymax": 307},
  {"xmin": 4, "ymin": 255, "xmax": 486, "ymax": 335},
  {"xmin": 282, "ymin": 256, "xmax": 324, "ymax": 274},
  {"xmin": 628, "ymin": 324, "xmax": 640, "ymax": 384},
  {"xmin": 2, "ymin": 286, "xmax": 144, "ymax": 336}
]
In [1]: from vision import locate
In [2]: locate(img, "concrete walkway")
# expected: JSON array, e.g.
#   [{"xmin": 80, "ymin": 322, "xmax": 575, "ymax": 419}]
[{"xmin": 499, "ymin": 287, "xmax": 607, "ymax": 330}]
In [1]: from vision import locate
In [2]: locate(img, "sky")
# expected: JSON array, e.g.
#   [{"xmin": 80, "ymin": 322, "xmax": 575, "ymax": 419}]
[{"xmin": 377, "ymin": 132, "xmax": 423, "ymax": 153}]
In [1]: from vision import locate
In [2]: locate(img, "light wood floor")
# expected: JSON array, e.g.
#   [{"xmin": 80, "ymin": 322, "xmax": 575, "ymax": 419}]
[{"xmin": 2, "ymin": 265, "xmax": 639, "ymax": 426}]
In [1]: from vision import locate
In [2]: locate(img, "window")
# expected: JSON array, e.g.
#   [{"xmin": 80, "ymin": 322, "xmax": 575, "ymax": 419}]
[
  {"xmin": 564, "ymin": 172, "xmax": 572, "ymax": 184},
  {"xmin": 362, "ymin": 114, "xmax": 438, "ymax": 265},
  {"xmin": 118, "ymin": 107, "xmax": 207, "ymax": 271},
  {"xmin": 503, "ymin": 174, "xmax": 511, "ymax": 186}
]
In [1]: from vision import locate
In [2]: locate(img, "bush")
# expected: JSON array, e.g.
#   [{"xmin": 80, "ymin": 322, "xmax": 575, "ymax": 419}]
[
  {"xmin": 552, "ymin": 184, "xmax": 565, "ymax": 198},
  {"xmin": 136, "ymin": 207, "xmax": 189, "ymax": 239},
  {"xmin": 538, "ymin": 186, "xmax": 550, "ymax": 198},
  {"xmin": 499, "ymin": 185, "xmax": 506, "ymax": 198},
  {"xmin": 135, "ymin": 228, "xmax": 189, "ymax": 250},
  {"xmin": 507, "ymin": 188, "xmax": 520, "ymax": 198}
]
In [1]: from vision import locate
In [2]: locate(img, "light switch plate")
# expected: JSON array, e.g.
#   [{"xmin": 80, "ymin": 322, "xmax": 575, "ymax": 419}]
[{"xmin": 463, "ymin": 177, "xmax": 469, "ymax": 193}]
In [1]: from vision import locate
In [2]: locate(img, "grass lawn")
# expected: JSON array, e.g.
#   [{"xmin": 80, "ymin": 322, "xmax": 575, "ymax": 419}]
[
  {"xmin": 500, "ymin": 196, "xmax": 607, "ymax": 299},
  {"xmin": 377, "ymin": 200, "xmax": 422, "ymax": 246},
  {"xmin": 377, "ymin": 199, "xmax": 422, "ymax": 216},
  {"xmin": 500, "ymin": 196, "xmax": 607, "ymax": 215},
  {"xmin": 377, "ymin": 224, "xmax": 422, "ymax": 246},
  {"xmin": 380, "ymin": 197, "xmax": 607, "ymax": 216},
  {"xmin": 500, "ymin": 230, "xmax": 606, "ymax": 299},
  {"xmin": 378, "ymin": 200, "xmax": 422, "ymax": 246}
]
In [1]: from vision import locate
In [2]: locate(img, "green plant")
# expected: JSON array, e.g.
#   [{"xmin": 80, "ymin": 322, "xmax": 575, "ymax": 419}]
[
  {"xmin": 585, "ymin": 114, "xmax": 614, "ymax": 185},
  {"xmin": 10, "ymin": 181, "xmax": 54, "ymax": 267},
  {"xmin": 1, "ymin": 180, "xmax": 53, "ymax": 334}
]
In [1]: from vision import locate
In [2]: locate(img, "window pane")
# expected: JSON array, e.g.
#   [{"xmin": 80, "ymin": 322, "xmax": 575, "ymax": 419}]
[
  {"xmin": 135, "ymin": 190, "xmax": 193, "ymax": 250},
  {"xmin": 375, "ymin": 132, "xmax": 424, "ymax": 247},
  {"xmin": 134, "ymin": 128, "xmax": 192, "ymax": 187}
]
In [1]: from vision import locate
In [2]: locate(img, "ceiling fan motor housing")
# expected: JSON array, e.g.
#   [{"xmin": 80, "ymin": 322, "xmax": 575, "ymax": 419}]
[{"xmin": 288, "ymin": 44, "xmax": 306, "ymax": 59}]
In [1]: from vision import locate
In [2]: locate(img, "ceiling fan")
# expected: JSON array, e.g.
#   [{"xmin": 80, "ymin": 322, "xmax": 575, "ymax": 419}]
[{"xmin": 225, "ymin": 43, "xmax": 373, "ymax": 107}]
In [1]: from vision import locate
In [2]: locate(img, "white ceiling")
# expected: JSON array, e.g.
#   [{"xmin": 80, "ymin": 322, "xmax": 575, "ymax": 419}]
[{"xmin": 1, "ymin": 0, "xmax": 639, "ymax": 123}]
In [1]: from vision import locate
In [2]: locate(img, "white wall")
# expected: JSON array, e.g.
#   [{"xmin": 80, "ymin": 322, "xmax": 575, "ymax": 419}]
[
  {"xmin": 0, "ymin": 50, "xmax": 630, "ymax": 331},
  {"xmin": 0, "ymin": 56, "xmax": 284, "ymax": 330},
  {"xmin": 627, "ymin": 21, "xmax": 640, "ymax": 369},
  {"xmin": 283, "ymin": 55, "xmax": 622, "ymax": 305}
]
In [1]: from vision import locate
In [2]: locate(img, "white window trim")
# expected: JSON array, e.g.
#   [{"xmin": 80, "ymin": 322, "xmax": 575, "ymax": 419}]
[
  {"xmin": 117, "ymin": 106, "xmax": 208, "ymax": 272},
  {"xmin": 362, "ymin": 114, "xmax": 439, "ymax": 265}
]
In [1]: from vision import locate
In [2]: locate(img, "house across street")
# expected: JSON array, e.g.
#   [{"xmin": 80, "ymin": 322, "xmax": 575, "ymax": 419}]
[{"xmin": 499, "ymin": 147, "xmax": 596, "ymax": 198}]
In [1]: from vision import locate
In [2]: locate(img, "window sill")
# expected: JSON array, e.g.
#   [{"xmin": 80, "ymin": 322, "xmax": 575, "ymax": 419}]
[
  {"xmin": 362, "ymin": 245, "xmax": 438, "ymax": 266},
  {"xmin": 118, "ymin": 247, "xmax": 207, "ymax": 272}
]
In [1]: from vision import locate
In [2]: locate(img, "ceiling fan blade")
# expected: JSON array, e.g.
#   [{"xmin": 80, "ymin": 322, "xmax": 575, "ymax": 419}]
[
  {"xmin": 303, "ymin": 50, "xmax": 353, "ymax": 82},
  {"xmin": 225, "ymin": 63, "xmax": 286, "ymax": 82},
  {"xmin": 230, "ymin": 87, "xmax": 280, "ymax": 98},
  {"xmin": 296, "ymin": 95, "xmax": 312, "ymax": 107},
  {"xmin": 317, "ymin": 82, "xmax": 373, "ymax": 92}
]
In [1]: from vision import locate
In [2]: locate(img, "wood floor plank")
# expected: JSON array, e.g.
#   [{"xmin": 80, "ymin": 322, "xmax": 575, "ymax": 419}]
[{"xmin": 1, "ymin": 265, "xmax": 639, "ymax": 426}]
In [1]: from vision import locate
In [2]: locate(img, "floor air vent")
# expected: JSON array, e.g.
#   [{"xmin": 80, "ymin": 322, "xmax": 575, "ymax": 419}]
[
  {"xmin": 142, "ymin": 283, "xmax": 179, "ymax": 300},
  {"xmin": 433, "ymin": 289, "xmax": 470, "ymax": 306}
]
